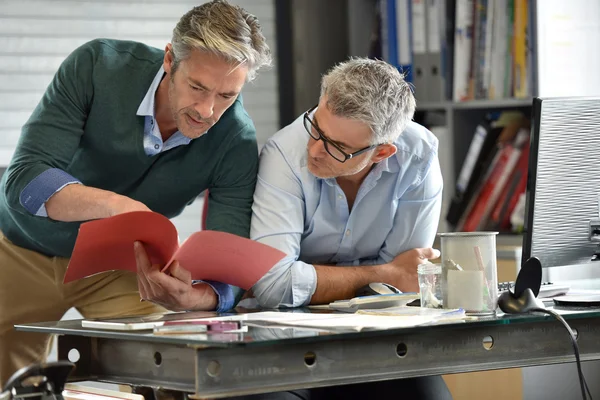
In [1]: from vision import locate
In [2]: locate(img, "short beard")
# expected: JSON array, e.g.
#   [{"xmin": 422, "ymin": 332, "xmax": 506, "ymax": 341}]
[{"xmin": 308, "ymin": 156, "xmax": 371, "ymax": 180}]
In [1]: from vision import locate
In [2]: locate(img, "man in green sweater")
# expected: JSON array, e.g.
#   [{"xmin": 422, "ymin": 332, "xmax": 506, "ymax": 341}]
[{"xmin": 0, "ymin": 0, "xmax": 271, "ymax": 385}]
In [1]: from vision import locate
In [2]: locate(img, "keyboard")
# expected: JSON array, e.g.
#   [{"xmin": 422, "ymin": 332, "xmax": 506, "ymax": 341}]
[{"xmin": 497, "ymin": 281, "xmax": 571, "ymax": 299}]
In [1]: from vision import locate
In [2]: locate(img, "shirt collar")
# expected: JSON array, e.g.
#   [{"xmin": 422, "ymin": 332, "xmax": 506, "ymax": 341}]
[
  {"xmin": 136, "ymin": 66, "xmax": 192, "ymax": 148},
  {"xmin": 375, "ymin": 151, "xmax": 399, "ymax": 175},
  {"xmin": 137, "ymin": 65, "xmax": 165, "ymax": 117}
]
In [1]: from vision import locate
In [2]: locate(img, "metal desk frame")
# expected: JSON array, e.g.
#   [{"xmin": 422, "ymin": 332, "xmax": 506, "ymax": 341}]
[{"xmin": 17, "ymin": 312, "xmax": 600, "ymax": 399}]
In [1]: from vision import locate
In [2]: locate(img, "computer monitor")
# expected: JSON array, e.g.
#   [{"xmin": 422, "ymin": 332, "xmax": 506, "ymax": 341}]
[{"xmin": 522, "ymin": 97, "xmax": 600, "ymax": 281}]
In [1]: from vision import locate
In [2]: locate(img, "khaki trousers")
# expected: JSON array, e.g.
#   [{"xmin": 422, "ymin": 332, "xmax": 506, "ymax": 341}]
[{"xmin": 0, "ymin": 232, "xmax": 166, "ymax": 387}]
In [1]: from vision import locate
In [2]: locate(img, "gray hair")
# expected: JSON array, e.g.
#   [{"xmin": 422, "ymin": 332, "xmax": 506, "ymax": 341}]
[
  {"xmin": 171, "ymin": 0, "xmax": 272, "ymax": 82},
  {"xmin": 320, "ymin": 58, "xmax": 416, "ymax": 144}
]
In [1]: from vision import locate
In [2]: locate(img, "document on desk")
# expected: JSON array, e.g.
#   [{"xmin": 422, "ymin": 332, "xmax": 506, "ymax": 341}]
[
  {"xmin": 81, "ymin": 309, "xmax": 260, "ymax": 331},
  {"xmin": 357, "ymin": 307, "xmax": 467, "ymax": 322},
  {"xmin": 239, "ymin": 311, "xmax": 442, "ymax": 331},
  {"xmin": 82, "ymin": 310, "xmax": 221, "ymax": 331},
  {"xmin": 64, "ymin": 211, "xmax": 286, "ymax": 289},
  {"xmin": 81, "ymin": 310, "xmax": 455, "ymax": 333}
]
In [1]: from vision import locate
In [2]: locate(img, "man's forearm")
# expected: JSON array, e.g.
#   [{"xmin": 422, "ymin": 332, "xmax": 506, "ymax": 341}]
[
  {"xmin": 311, "ymin": 264, "xmax": 386, "ymax": 304},
  {"xmin": 45, "ymin": 184, "xmax": 128, "ymax": 222}
]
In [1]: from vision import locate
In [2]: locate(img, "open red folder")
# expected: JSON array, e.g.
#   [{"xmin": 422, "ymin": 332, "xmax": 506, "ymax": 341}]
[{"xmin": 64, "ymin": 211, "xmax": 286, "ymax": 289}]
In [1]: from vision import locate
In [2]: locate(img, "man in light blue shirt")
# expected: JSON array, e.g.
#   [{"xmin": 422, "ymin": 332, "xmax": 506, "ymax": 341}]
[
  {"xmin": 246, "ymin": 58, "xmax": 450, "ymax": 400},
  {"xmin": 251, "ymin": 59, "xmax": 443, "ymax": 308}
]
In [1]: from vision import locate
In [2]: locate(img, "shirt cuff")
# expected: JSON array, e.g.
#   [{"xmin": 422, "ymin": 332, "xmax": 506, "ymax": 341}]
[
  {"xmin": 297, "ymin": 264, "xmax": 317, "ymax": 307},
  {"xmin": 19, "ymin": 168, "xmax": 81, "ymax": 216},
  {"xmin": 193, "ymin": 280, "xmax": 235, "ymax": 312}
]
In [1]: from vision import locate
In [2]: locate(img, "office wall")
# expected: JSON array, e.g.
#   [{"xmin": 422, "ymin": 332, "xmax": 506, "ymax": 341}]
[
  {"xmin": 0, "ymin": 0, "xmax": 278, "ymax": 239},
  {"xmin": 536, "ymin": 0, "xmax": 600, "ymax": 97}
]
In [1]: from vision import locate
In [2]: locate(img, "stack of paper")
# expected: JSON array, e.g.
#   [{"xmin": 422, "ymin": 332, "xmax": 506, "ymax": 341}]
[
  {"xmin": 357, "ymin": 306, "xmax": 466, "ymax": 322},
  {"xmin": 239, "ymin": 311, "xmax": 448, "ymax": 332},
  {"xmin": 81, "ymin": 309, "xmax": 468, "ymax": 334}
]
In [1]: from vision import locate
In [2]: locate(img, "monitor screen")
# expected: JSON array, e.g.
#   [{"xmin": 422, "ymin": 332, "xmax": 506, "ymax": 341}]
[{"xmin": 522, "ymin": 97, "xmax": 600, "ymax": 273}]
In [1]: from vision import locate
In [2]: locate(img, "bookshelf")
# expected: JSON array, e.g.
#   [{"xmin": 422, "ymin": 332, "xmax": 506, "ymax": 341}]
[
  {"xmin": 277, "ymin": 0, "xmax": 537, "ymax": 237},
  {"xmin": 414, "ymin": 97, "xmax": 534, "ymax": 189},
  {"xmin": 415, "ymin": 99, "xmax": 532, "ymax": 238},
  {"xmin": 392, "ymin": 0, "xmax": 538, "ymax": 237}
]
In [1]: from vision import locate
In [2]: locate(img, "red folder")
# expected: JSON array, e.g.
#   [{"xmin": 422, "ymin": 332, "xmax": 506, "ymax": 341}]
[{"xmin": 64, "ymin": 211, "xmax": 286, "ymax": 289}]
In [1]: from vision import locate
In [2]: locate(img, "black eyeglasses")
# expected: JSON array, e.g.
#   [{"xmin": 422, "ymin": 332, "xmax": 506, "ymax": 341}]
[{"xmin": 303, "ymin": 105, "xmax": 377, "ymax": 163}]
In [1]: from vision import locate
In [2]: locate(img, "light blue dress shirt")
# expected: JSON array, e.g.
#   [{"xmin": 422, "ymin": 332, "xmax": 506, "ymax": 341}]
[
  {"xmin": 18, "ymin": 66, "xmax": 234, "ymax": 312},
  {"xmin": 250, "ymin": 114, "xmax": 443, "ymax": 308}
]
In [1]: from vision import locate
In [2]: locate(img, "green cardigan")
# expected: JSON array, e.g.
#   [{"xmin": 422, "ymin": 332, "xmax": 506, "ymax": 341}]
[{"xmin": 0, "ymin": 39, "xmax": 259, "ymax": 258}]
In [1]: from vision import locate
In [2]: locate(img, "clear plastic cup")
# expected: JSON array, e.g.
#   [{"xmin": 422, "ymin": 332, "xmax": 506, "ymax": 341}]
[
  {"xmin": 418, "ymin": 262, "xmax": 443, "ymax": 308},
  {"xmin": 438, "ymin": 232, "xmax": 499, "ymax": 315}
]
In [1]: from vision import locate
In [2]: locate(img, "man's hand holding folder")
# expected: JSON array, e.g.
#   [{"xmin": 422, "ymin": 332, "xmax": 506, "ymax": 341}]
[{"xmin": 135, "ymin": 241, "xmax": 218, "ymax": 311}]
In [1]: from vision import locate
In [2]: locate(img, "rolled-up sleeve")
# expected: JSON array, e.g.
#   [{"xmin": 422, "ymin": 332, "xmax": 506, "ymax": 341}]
[
  {"xmin": 20, "ymin": 168, "xmax": 81, "ymax": 217},
  {"xmin": 195, "ymin": 280, "xmax": 236, "ymax": 312},
  {"xmin": 250, "ymin": 141, "xmax": 316, "ymax": 308}
]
